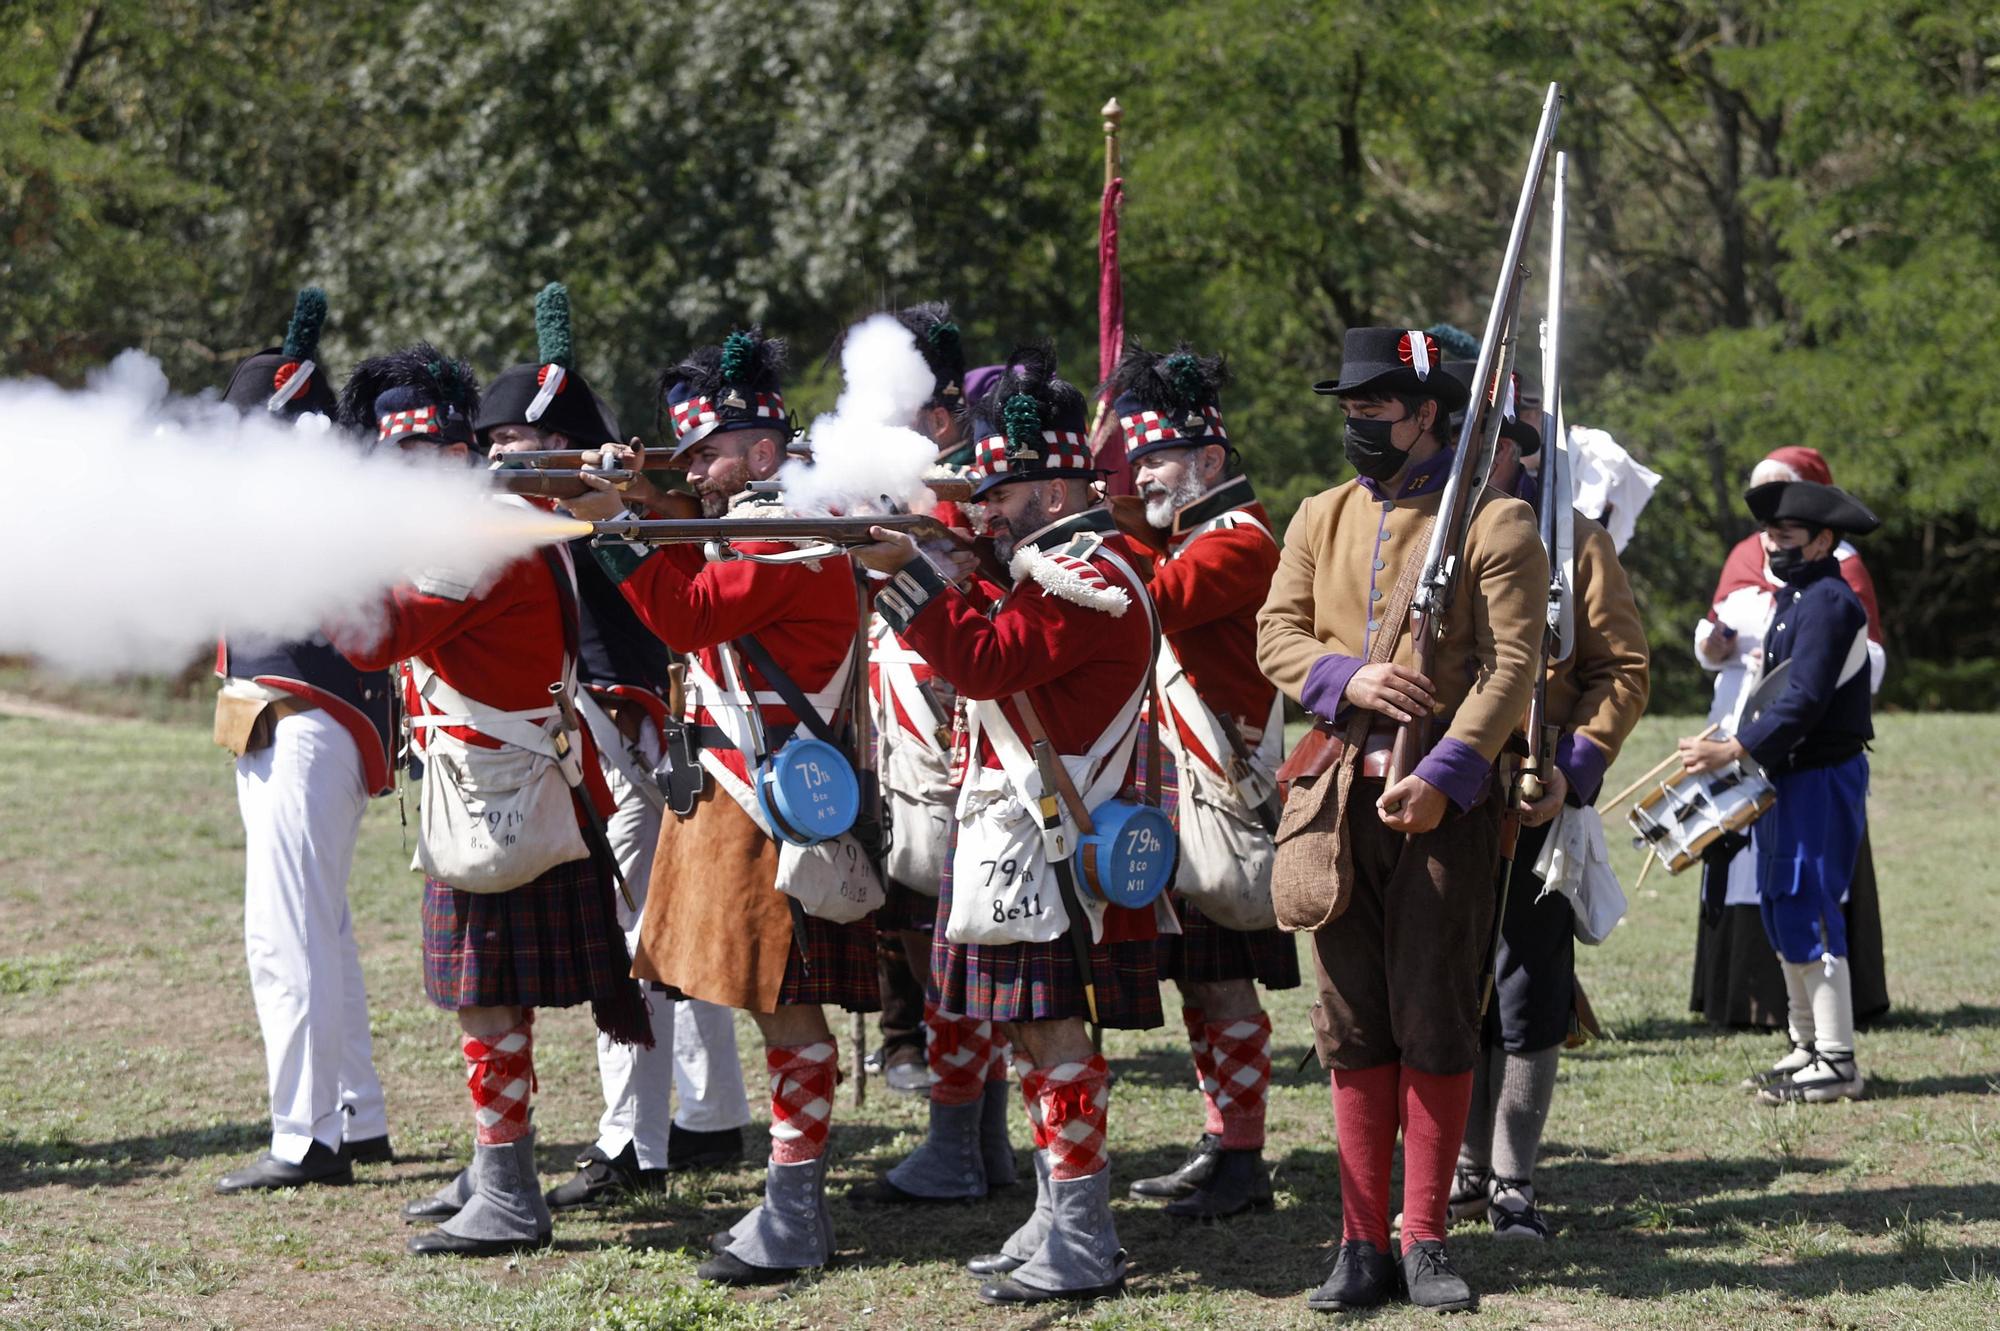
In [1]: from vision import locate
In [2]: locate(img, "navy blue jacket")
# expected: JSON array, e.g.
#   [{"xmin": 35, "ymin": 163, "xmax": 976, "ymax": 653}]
[
  {"xmin": 570, "ymin": 536, "xmax": 674, "ymax": 694},
  {"xmin": 1736, "ymin": 556, "xmax": 1872, "ymax": 774}
]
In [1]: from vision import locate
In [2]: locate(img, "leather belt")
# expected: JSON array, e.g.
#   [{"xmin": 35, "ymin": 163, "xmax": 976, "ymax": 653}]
[{"xmin": 692, "ymin": 723, "xmax": 796, "ymax": 755}]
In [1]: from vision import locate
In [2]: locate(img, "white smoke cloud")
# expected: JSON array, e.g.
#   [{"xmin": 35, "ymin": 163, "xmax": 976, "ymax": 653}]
[
  {"xmin": 0, "ymin": 351, "xmax": 569, "ymax": 675},
  {"xmin": 775, "ymin": 314, "xmax": 941, "ymax": 516}
]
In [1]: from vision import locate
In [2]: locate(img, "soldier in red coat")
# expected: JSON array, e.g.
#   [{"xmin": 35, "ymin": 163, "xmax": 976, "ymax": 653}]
[
  {"xmin": 331, "ymin": 345, "xmax": 650, "ymax": 1257},
  {"xmin": 562, "ymin": 328, "xmax": 879, "ymax": 1285},
  {"xmin": 1101, "ymin": 343, "xmax": 1299, "ymax": 1220},
  {"xmin": 855, "ymin": 348, "xmax": 1162, "ymax": 1306}
]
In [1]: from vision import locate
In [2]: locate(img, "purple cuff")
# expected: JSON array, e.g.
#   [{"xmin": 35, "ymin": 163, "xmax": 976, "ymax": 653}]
[
  {"xmin": 1557, "ymin": 733, "xmax": 1609, "ymax": 807},
  {"xmin": 1413, "ymin": 737, "xmax": 1493, "ymax": 812},
  {"xmin": 1300, "ymin": 653, "xmax": 1365, "ymax": 722}
]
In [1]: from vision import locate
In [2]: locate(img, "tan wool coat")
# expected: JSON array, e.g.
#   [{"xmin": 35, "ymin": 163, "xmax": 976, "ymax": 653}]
[{"xmin": 1258, "ymin": 476, "xmax": 1548, "ymax": 770}]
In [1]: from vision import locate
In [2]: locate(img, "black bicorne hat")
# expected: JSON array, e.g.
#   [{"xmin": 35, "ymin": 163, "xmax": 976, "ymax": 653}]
[
  {"xmin": 893, "ymin": 301, "xmax": 968, "ymax": 409},
  {"xmin": 1745, "ymin": 480, "xmax": 1880, "ymax": 535},
  {"xmin": 1104, "ymin": 339, "xmax": 1231, "ymax": 465},
  {"xmin": 1314, "ymin": 326, "xmax": 1471, "ymax": 412},
  {"xmin": 474, "ymin": 283, "xmax": 619, "ymax": 447},
  {"xmin": 221, "ymin": 287, "xmax": 339, "ymax": 418},
  {"xmin": 658, "ymin": 327, "xmax": 790, "ymax": 463},
  {"xmin": 1443, "ymin": 359, "xmax": 1540, "ymax": 456},
  {"xmin": 965, "ymin": 345, "xmax": 1094, "ymax": 498},
  {"xmin": 336, "ymin": 343, "xmax": 480, "ymax": 451}
]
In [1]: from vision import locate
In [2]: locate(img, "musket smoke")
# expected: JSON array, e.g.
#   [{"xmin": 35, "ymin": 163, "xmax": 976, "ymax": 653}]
[
  {"xmin": 0, "ymin": 352, "xmax": 563, "ymax": 674},
  {"xmin": 775, "ymin": 314, "xmax": 940, "ymax": 516}
]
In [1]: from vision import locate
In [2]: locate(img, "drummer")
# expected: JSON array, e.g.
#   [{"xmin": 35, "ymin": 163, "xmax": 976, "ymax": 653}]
[{"xmin": 1676, "ymin": 479, "xmax": 1880, "ymax": 1105}]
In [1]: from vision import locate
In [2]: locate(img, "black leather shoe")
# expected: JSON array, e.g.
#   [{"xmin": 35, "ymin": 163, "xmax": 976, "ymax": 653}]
[
  {"xmin": 1401, "ymin": 1239, "xmax": 1478, "ymax": 1313},
  {"xmin": 1128, "ymin": 1133, "xmax": 1222, "ymax": 1201},
  {"xmin": 545, "ymin": 1144, "xmax": 664, "ymax": 1211},
  {"xmin": 406, "ymin": 1227, "xmax": 551, "ymax": 1258},
  {"xmin": 696, "ymin": 1249, "xmax": 807, "ymax": 1286},
  {"xmin": 216, "ymin": 1141, "xmax": 352, "ymax": 1195},
  {"xmin": 965, "ymin": 1250, "xmax": 1025, "ymax": 1276},
  {"xmin": 666, "ymin": 1124, "xmax": 745, "ymax": 1174},
  {"xmin": 402, "ymin": 1192, "xmax": 461, "ymax": 1224},
  {"xmin": 1164, "ymin": 1147, "xmax": 1274, "ymax": 1221},
  {"xmin": 850, "ymin": 1176, "xmax": 978, "ymax": 1206},
  {"xmin": 976, "ymin": 1272, "xmax": 1126, "ymax": 1306},
  {"xmin": 343, "ymin": 1135, "xmax": 395, "ymax": 1166},
  {"xmin": 1305, "ymin": 1239, "xmax": 1399, "ymax": 1312}
]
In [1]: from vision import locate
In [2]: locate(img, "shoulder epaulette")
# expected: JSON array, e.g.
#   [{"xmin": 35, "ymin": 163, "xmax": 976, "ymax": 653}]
[
  {"xmin": 413, "ymin": 567, "xmax": 476, "ymax": 602},
  {"xmin": 1009, "ymin": 541, "xmax": 1130, "ymax": 616}
]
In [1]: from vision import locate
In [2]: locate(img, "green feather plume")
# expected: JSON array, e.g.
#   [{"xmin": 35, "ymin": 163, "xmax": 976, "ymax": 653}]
[
  {"xmin": 720, "ymin": 331, "xmax": 757, "ymax": 384},
  {"xmin": 281, "ymin": 287, "xmax": 327, "ymax": 360},
  {"xmin": 1002, "ymin": 392, "xmax": 1042, "ymax": 456},
  {"xmin": 1426, "ymin": 323, "xmax": 1479, "ymax": 361},
  {"xmin": 534, "ymin": 282, "xmax": 573, "ymax": 368},
  {"xmin": 1164, "ymin": 351, "xmax": 1205, "ymax": 409}
]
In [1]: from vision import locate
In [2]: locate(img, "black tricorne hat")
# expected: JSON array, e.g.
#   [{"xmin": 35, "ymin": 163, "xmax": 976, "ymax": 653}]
[
  {"xmin": 474, "ymin": 283, "xmax": 618, "ymax": 447},
  {"xmin": 1104, "ymin": 339, "xmax": 1231, "ymax": 465},
  {"xmin": 658, "ymin": 328, "xmax": 790, "ymax": 463},
  {"xmin": 1745, "ymin": 480, "xmax": 1880, "ymax": 535},
  {"xmin": 1314, "ymin": 326, "xmax": 1470, "ymax": 411},
  {"xmin": 221, "ymin": 287, "xmax": 338, "ymax": 418},
  {"xmin": 1443, "ymin": 359, "xmax": 1540, "ymax": 456},
  {"xmin": 965, "ymin": 345, "xmax": 1094, "ymax": 498},
  {"xmin": 893, "ymin": 301, "xmax": 968, "ymax": 409},
  {"xmin": 336, "ymin": 343, "xmax": 480, "ymax": 451}
]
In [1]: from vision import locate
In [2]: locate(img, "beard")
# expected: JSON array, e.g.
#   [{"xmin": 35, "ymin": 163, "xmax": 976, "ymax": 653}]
[
  {"xmin": 988, "ymin": 490, "xmax": 1051, "ymax": 567},
  {"xmin": 693, "ymin": 456, "xmax": 748, "ymax": 517},
  {"xmin": 1142, "ymin": 465, "xmax": 1211, "ymax": 529}
]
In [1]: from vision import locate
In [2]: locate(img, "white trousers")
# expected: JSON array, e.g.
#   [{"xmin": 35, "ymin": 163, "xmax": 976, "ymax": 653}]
[
  {"xmin": 236, "ymin": 709, "xmax": 388, "ymax": 1163},
  {"xmin": 596, "ymin": 743, "xmax": 751, "ymax": 1169}
]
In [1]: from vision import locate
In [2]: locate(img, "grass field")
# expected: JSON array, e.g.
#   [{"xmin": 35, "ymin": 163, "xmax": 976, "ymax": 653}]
[{"xmin": 2, "ymin": 708, "xmax": 1997, "ymax": 1330}]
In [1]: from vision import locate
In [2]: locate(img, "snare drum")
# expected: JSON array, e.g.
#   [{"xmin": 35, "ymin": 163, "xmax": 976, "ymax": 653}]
[{"xmin": 1627, "ymin": 762, "xmax": 1775, "ymax": 875}]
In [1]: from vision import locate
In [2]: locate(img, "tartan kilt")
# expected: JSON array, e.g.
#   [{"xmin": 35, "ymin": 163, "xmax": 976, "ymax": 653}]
[
  {"xmin": 875, "ymin": 881, "xmax": 941, "ymax": 934},
  {"xmin": 1157, "ymin": 891, "xmax": 1302, "ymax": 989},
  {"xmin": 775, "ymin": 909, "xmax": 882, "ymax": 1012},
  {"xmin": 422, "ymin": 855, "xmax": 650, "ymax": 1044}
]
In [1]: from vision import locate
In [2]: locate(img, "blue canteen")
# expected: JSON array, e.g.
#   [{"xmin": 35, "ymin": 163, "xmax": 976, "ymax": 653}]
[
  {"xmin": 1074, "ymin": 800, "xmax": 1176, "ymax": 908},
  {"xmin": 756, "ymin": 734, "xmax": 860, "ymax": 846}
]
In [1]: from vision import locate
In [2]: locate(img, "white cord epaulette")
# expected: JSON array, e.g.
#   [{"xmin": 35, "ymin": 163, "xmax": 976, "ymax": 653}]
[{"xmin": 1008, "ymin": 538, "xmax": 1131, "ymax": 616}]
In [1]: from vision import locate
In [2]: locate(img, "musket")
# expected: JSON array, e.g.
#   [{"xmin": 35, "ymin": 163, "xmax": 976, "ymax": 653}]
[
  {"xmin": 1515, "ymin": 150, "xmax": 1578, "ymax": 806},
  {"xmin": 492, "ymin": 449, "xmax": 605, "ymax": 468},
  {"xmin": 1385, "ymin": 82, "xmax": 1562, "ymax": 800},
  {"xmin": 589, "ymin": 512, "xmax": 953, "ymax": 550},
  {"xmin": 492, "ymin": 468, "xmax": 637, "ymax": 499},
  {"xmin": 744, "ymin": 475, "xmax": 975, "ymax": 504}
]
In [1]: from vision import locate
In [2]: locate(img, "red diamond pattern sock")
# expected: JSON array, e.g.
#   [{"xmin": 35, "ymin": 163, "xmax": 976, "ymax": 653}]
[
  {"xmin": 766, "ymin": 1041, "xmax": 838, "ymax": 1165},
  {"xmin": 923, "ymin": 1001, "xmax": 992, "ymax": 1108},
  {"xmin": 1182, "ymin": 1004, "xmax": 1226, "ymax": 1137},
  {"xmin": 1017, "ymin": 1058, "xmax": 1051, "ymax": 1149},
  {"xmin": 1399, "ymin": 1064, "xmax": 1476, "ymax": 1250},
  {"xmin": 1207, "ymin": 1011, "xmax": 1272, "ymax": 1149},
  {"xmin": 464, "ymin": 1015, "xmax": 535, "ymax": 1147},
  {"xmin": 986, "ymin": 1036, "xmax": 1014, "ymax": 1086},
  {"xmin": 1331, "ymin": 1062, "xmax": 1399, "ymax": 1249},
  {"xmin": 1039, "ymin": 1055, "xmax": 1111, "ymax": 1181}
]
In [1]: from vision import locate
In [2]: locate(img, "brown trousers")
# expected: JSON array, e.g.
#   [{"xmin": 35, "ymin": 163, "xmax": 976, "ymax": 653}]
[{"xmin": 1310, "ymin": 777, "xmax": 1502, "ymax": 1076}]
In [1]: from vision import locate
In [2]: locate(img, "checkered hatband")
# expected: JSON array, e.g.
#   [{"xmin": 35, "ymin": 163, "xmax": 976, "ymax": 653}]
[
  {"xmin": 378, "ymin": 404, "xmax": 441, "ymax": 441},
  {"xmin": 668, "ymin": 390, "xmax": 787, "ymax": 441},
  {"xmin": 968, "ymin": 428, "xmax": 1092, "ymax": 484},
  {"xmin": 1118, "ymin": 404, "xmax": 1228, "ymax": 450}
]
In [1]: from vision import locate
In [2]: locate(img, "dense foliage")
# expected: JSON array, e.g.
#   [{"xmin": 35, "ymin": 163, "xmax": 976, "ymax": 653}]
[{"xmin": 6, "ymin": 1, "xmax": 1994, "ymax": 707}]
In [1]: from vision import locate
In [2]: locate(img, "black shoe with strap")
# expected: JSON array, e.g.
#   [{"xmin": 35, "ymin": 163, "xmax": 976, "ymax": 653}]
[
  {"xmin": 1401, "ymin": 1239, "xmax": 1478, "ymax": 1313},
  {"xmin": 1128, "ymin": 1133, "xmax": 1222, "ymax": 1201},
  {"xmin": 545, "ymin": 1143, "xmax": 665, "ymax": 1211},
  {"xmin": 216, "ymin": 1140, "xmax": 353, "ymax": 1195},
  {"xmin": 343, "ymin": 1135, "xmax": 395, "ymax": 1166},
  {"xmin": 1488, "ymin": 1177, "xmax": 1551, "ymax": 1242},
  {"xmin": 406, "ymin": 1226, "xmax": 552, "ymax": 1257},
  {"xmin": 1305, "ymin": 1239, "xmax": 1399, "ymax": 1312},
  {"xmin": 1163, "ymin": 1147, "xmax": 1274, "ymax": 1221}
]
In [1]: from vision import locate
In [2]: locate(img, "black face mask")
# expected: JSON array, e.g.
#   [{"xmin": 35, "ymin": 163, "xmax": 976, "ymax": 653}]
[
  {"xmin": 1766, "ymin": 543, "xmax": 1811, "ymax": 582},
  {"xmin": 1343, "ymin": 414, "xmax": 1410, "ymax": 482}
]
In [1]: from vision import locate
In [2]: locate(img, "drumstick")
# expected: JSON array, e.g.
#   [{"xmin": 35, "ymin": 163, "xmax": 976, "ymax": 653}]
[
  {"xmin": 1634, "ymin": 849, "xmax": 1658, "ymax": 892},
  {"xmin": 1602, "ymin": 724, "xmax": 1721, "ymax": 812}
]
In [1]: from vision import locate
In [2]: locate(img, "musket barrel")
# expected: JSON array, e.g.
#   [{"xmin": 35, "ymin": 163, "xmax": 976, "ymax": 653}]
[{"xmin": 588, "ymin": 512, "xmax": 950, "ymax": 547}]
